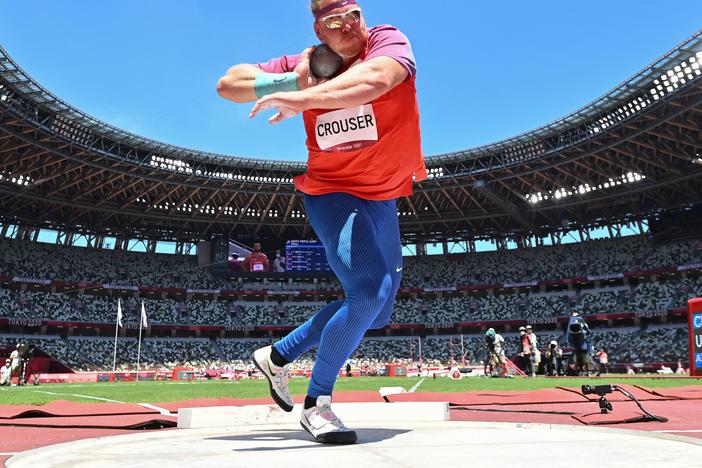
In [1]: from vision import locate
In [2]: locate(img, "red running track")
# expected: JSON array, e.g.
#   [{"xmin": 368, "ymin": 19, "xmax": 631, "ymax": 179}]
[{"xmin": 1, "ymin": 385, "xmax": 701, "ymax": 466}]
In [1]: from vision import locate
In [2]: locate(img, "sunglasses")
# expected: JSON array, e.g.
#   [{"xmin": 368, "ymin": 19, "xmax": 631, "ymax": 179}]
[{"xmin": 317, "ymin": 8, "xmax": 362, "ymax": 29}]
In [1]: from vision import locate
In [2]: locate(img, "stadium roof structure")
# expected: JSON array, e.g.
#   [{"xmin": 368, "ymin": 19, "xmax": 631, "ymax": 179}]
[{"xmin": 0, "ymin": 30, "xmax": 701, "ymax": 244}]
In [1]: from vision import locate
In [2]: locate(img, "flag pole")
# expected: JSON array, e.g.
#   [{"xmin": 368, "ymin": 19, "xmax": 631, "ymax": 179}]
[
  {"xmin": 136, "ymin": 301, "xmax": 143, "ymax": 382},
  {"xmin": 418, "ymin": 337, "xmax": 422, "ymax": 367},
  {"xmin": 461, "ymin": 333, "xmax": 466, "ymax": 367},
  {"xmin": 112, "ymin": 299, "xmax": 121, "ymax": 374}
]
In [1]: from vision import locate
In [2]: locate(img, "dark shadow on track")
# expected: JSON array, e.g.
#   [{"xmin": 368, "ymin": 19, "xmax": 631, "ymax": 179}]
[{"xmin": 207, "ymin": 428, "xmax": 411, "ymax": 451}]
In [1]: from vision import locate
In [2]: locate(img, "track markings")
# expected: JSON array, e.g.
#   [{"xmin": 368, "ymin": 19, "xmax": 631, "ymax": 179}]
[
  {"xmin": 653, "ymin": 429, "xmax": 702, "ymax": 433},
  {"xmin": 138, "ymin": 403, "xmax": 175, "ymax": 416},
  {"xmin": 31, "ymin": 390, "xmax": 124, "ymax": 404},
  {"xmin": 31, "ymin": 390, "xmax": 175, "ymax": 415},
  {"xmin": 409, "ymin": 378, "xmax": 425, "ymax": 393}
]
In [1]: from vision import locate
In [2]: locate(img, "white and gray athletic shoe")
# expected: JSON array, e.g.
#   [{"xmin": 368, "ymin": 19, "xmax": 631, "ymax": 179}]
[
  {"xmin": 300, "ymin": 395, "xmax": 357, "ymax": 444},
  {"xmin": 252, "ymin": 346, "xmax": 294, "ymax": 412}
]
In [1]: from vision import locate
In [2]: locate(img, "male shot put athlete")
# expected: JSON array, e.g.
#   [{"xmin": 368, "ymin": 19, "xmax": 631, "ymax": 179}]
[{"xmin": 217, "ymin": 0, "xmax": 426, "ymax": 444}]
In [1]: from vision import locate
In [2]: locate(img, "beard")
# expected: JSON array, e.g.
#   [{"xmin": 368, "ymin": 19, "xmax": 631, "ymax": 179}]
[
  {"xmin": 336, "ymin": 42, "xmax": 364, "ymax": 59},
  {"xmin": 328, "ymin": 31, "xmax": 367, "ymax": 60}
]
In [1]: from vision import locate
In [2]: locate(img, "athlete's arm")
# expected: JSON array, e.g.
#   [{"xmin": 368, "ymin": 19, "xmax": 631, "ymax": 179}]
[
  {"xmin": 249, "ymin": 56, "xmax": 408, "ymax": 124},
  {"xmin": 217, "ymin": 49, "xmax": 314, "ymax": 103},
  {"xmin": 216, "ymin": 64, "xmax": 264, "ymax": 103},
  {"xmin": 300, "ymin": 56, "xmax": 408, "ymax": 109}
]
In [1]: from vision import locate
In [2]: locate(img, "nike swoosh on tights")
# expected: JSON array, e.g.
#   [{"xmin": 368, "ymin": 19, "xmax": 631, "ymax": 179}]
[{"xmin": 396, "ymin": 267, "xmax": 403, "ymax": 272}]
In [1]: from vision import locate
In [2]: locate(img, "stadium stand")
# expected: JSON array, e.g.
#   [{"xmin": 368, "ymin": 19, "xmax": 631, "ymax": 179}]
[
  {"xmin": 2, "ymin": 236, "xmax": 702, "ymax": 290},
  {"xmin": 0, "ymin": 234, "xmax": 698, "ymax": 372}
]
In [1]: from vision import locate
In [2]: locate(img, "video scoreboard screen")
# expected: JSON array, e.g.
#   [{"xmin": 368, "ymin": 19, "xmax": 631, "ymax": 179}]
[
  {"xmin": 689, "ymin": 298, "xmax": 702, "ymax": 377},
  {"xmin": 693, "ymin": 311, "xmax": 702, "ymax": 372},
  {"xmin": 285, "ymin": 240, "xmax": 332, "ymax": 273}
]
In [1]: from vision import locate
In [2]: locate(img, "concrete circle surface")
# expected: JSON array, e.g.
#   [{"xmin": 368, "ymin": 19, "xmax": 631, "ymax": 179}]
[{"xmin": 7, "ymin": 421, "xmax": 702, "ymax": 468}]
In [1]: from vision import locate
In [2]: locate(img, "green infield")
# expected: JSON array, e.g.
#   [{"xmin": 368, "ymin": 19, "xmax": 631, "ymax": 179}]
[{"xmin": 0, "ymin": 375, "xmax": 699, "ymax": 406}]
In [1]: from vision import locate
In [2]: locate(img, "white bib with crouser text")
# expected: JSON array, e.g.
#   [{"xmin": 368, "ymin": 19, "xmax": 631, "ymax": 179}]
[{"xmin": 315, "ymin": 104, "xmax": 378, "ymax": 152}]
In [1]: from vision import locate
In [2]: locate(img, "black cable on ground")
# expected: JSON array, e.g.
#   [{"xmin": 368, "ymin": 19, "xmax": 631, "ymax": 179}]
[{"xmin": 612, "ymin": 385, "xmax": 668, "ymax": 423}]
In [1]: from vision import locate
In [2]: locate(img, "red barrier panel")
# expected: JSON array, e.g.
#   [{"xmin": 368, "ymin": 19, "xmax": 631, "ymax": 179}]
[
  {"xmin": 27, "ymin": 357, "xmax": 50, "ymax": 374},
  {"xmin": 37, "ymin": 373, "xmax": 95, "ymax": 384},
  {"xmin": 386, "ymin": 364, "xmax": 407, "ymax": 376},
  {"xmin": 172, "ymin": 367, "xmax": 195, "ymax": 381}
]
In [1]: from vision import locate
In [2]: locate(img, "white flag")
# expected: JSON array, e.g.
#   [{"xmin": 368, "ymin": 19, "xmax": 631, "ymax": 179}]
[
  {"xmin": 140, "ymin": 301, "xmax": 148, "ymax": 328},
  {"xmin": 117, "ymin": 299, "xmax": 123, "ymax": 328}
]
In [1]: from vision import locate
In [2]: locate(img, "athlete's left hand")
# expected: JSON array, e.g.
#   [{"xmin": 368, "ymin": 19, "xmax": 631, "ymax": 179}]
[{"xmin": 249, "ymin": 92, "xmax": 309, "ymax": 124}]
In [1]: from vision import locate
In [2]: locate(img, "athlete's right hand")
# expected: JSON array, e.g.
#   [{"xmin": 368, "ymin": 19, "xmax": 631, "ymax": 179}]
[
  {"xmin": 249, "ymin": 91, "xmax": 308, "ymax": 124},
  {"xmin": 294, "ymin": 47, "xmax": 318, "ymax": 90}
]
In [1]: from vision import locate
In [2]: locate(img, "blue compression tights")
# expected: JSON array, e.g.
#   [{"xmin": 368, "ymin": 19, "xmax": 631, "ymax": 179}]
[{"xmin": 274, "ymin": 192, "xmax": 403, "ymax": 397}]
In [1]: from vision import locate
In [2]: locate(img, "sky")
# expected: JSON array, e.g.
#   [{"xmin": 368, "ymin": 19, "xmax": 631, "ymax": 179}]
[{"xmin": 1, "ymin": 1, "xmax": 700, "ymax": 162}]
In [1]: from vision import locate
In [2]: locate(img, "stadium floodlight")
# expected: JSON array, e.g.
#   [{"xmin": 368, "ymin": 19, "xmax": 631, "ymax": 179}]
[
  {"xmin": 527, "ymin": 172, "xmax": 645, "ymax": 204},
  {"xmin": 426, "ymin": 167, "xmax": 445, "ymax": 179}
]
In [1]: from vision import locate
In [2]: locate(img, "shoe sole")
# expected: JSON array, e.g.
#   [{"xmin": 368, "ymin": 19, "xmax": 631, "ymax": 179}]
[
  {"xmin": 300, "ymin": 419, "xmax": 357, "ymax": 445},
  {"xmin": 252, "ymin": 351, "xmax": 294, "ymax": 413}
]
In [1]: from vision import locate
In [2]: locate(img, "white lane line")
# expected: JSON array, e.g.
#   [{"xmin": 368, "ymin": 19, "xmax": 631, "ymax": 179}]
[
  {"xmin": 139, "ymin": 403, "xmax": 175, "ymax": 416},
  {"xmin": 653, "ymin": 429, "xmax": 702, "ymax": 433},
  {"xmin": 31, "ymin": 390, "xmax": 124, "ymax": 404},
  {"xmin": 43, "ymin": 381, "xmax": 218, "ymax": 389},
  {"xmin": 31, "ymin": 390, "xmax": 175, "ymax": 416},
  {"xmin": 409, "ymin": 378, "xmax": 425, "ymax": 393}
]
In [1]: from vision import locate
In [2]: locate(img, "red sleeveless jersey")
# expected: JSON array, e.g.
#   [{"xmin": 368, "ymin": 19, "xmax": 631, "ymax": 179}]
[
  {"xmin": 294, "ymin": 74, "xmax": 426, "ymax": 200},
  {"xmin": 258, "ymin": 25, "xmax": 427, "ymax": 201}
]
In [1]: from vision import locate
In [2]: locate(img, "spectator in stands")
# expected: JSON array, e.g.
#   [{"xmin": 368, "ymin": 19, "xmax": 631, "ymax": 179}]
[
  {"xmin": 567, "ymin": 312, "xmax": 594, "ymax": 376},
  {"xmin": 544, "ymin": 340, "xmax": 562, "ymax": 376},
  {"xmin": 243, "ymin": 243, "xmax": 269, "ymax": 273},
  {"xmin": 273, "ymin": 251, "xmax": 286, "ymax": 273},
  {"xmin": 0, "ymin": 234, "xmax": 697, "ymax": 372},
  {"xmin": 596, "ymin": 347, "xmax": 609, "ymax": 375},
  {"xmin": 0, "ymin": 359, "xmax": 11, "ymax": 386}
]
